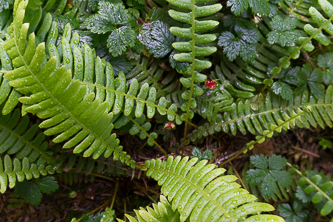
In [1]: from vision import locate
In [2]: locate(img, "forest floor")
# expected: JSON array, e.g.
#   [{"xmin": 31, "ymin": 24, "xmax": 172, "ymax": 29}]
[{"xmin": 1, "ymin": 126, "xmax": 333, "ymax": 222}]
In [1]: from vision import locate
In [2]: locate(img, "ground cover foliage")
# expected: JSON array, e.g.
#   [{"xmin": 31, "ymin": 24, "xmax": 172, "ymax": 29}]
[{"xmin": 0, "ymin": 0, "xmax": 333, "ymax": 221}]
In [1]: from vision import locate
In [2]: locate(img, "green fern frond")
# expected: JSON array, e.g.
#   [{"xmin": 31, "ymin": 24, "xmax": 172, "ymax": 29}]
[
  {"xmin": 167, "ymin": 0, "xmax": 222, "ymax": 127},
  {"xmin": 0, "ymin": 107, "xmax": 53, "ymax": 164},
  {"xmin": 3, "ymin": 0, "xmax": 135, "ymax": 166},
  {"xmin": 300, "ymin": 0, "xmax": 333, "ymax": 51},
  {"xmin": 142, "ymin": 156, "xmax": 285, "ymax": 222},
  {"xmin": 295, "ymin": 169, "xmax": 333, "ymax": 217},
  {"xmin": 119, "ymin": 195, "xmax": 181, "ymax": 222},
  {"xmin": 188, "ymin": 85, "xmax": 333, "ymax": 142},
  {"xmin": 0, "ymin": 154, "xmax": 58, "ymax": 193},
  {"xmin": 0, "ymin": 39, "xmax": 21, "ymax": 115}
]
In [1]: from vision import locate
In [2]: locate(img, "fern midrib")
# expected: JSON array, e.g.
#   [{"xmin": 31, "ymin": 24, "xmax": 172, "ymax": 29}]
[
  {"xmin": 261, "ymin": 12, "xmax": 333, "ymax": 93},
  {"xmin": 151, "ymin": 166, "xmax": 237, "ymax": 222},
  {"xmin": 12, "ymin": 24, "xmax": 115, "ymax": 156},
  {"xmin": 220, "ymin": 110, "xmax": 308, "ymax": 166},
  {"xmin": 183, "ymin": 0, "xmax": 198, "ymax": 150},
  {"xmin": 287, "ymin": 162, "xmax": 333, "ymax": 206},
  {"xmin": 0, "ymin": 121, "xmax": 55, "ymax": 163},
  {"xmin": 79, "ymin": 81, "xmax": 198, "ymax": 128},
  {"xmin": 189, "ymin": 102, "xmax": 333, "ymax": 139}
]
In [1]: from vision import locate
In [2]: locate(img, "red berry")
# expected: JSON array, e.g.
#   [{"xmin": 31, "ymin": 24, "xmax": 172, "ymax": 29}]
[
  {"xmin": 164, "ymin": 122, "xmax": 175, "ymax": 130},
  {"xmin": 205, "ymin": 80, "xmax": 217, "ymax": 90}
]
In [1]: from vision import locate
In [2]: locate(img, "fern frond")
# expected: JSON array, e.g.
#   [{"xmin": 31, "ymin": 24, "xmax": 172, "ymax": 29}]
[
  {"xmin": 299, "ymin": 0, "xmax": 333, "ymax": 51},
  {"xmin": 142, "ymin": 156, "xmax": 284, "ymax": 222},
  {"xmin": 119, "ymin": 195, "xmax": 181, "ymax": 222},
  {"xmin": 167, "ymin": 0, "xmax": 222, "ymax": 126},
  {"xmin": 3, "ymin": 0, "xmax": 135, "ymax": 166},
  {"xmin": 0, "ymin": 107, "xmax": 53, "ymax": 164},
  {"xmin": 0, "ymin": 39, "xmax": 21, "ymax": 115},
  {"xmin": 188, "ymin": 85, "xmax": 333, "ymax": 142},
  {"xmin": 0, "ymin": 154, "xmax": 57, "ymax": 193},
  {"xmin": 294, "ymin": 169, "xmax": 333, "ymax": 217}
]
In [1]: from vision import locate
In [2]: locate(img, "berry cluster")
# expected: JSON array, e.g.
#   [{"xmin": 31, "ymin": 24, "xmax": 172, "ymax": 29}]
[{"xmin": 205, "ymin": 80, "xmax": 217, "ymax": 90}]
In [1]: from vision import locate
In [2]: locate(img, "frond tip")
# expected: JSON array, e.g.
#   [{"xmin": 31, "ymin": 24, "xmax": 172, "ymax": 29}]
[{"xmin": 142, "ymin": 156, "xmax": 285, "ymax": 222}]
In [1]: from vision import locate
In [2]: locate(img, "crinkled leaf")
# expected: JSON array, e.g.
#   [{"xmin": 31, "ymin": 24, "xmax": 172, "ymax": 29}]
[
  {"xmin": 202, "ymin": 150, "xmax": 213, "ymax": 160},
  {"xmin": 218, "ymin": 31, "xmax": 257, "ymax": 61},
  {"xmin": 191, "ymin": 147, "xmax": 202, "ymax": 159},
  {"xmin": 138, "ymin": 20, "xmax": 175, "ymax": 58},
  {"xmin": 269, "ymin": 3, "xmax": 278, "ymax": 17},
  {"xmin": 227, "ymin": 0, "xmax": 248, "ymax": 16},
  {"xmin": 227, "ymin": 0, "xmax": 270, "ymax": 16},
  {"xmin": 107, "ymin": 26, "xmax": 136, "ymax": 57},
  {"xmin": 271, "ymin": 81, "xmax": 293, "ymax": 100},
  {"xmin": 85, "ymin": 1, "xmax": 129, "ymax": 34},
  {"xmin": 35, "ymin": 176, "xmax": 59, "ymax": 194},
  {"xmin": 296, "ymin": 185, "xmax": 313, "ymax": 203},
  {"xmin": 249, "ymin": 0, "xmax": 270, "ymax": 15},
  {"xmin": 250, "ymin": 154, "xmax": 268, "ymax": 169},
  {"xmin": 191, "ymin": 147, "xmax": 213, "ymax": 161},
  {"xmin": 267, "ymin": 15, "xmax": 304, "ymax": 46},
  {"xmin": 0, "ymin": 0, "xmax": 13, "ymax": 12},
  {"xmin": 235, "ymin": 25, "xmax": 261, "ymax": 43}
]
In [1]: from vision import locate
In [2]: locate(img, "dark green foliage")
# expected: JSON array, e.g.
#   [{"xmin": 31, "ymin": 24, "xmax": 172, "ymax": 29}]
[
  {"xmin": 295, "ymin": 64, "xmax": 324, "ymax": 99},
  {"xmin": 84, "ymin": 1, "xmax": 139, "ymax": 57},
  {"xmin": 246, "ymin": 155, "xmax": 292, "ymax": 200},
  {"xmin": 2, "ymin": 0, "xmax": 333, "ymax": 220},
  {"xmin": 317, "ymin": 52, "xmax": 333, "ymax": 84},
  {"xmin": 296, "ymin": 171, "xmax": 333, "ymax": 217},
  {"xmin": 14, "ymin": 176, "xmax": 59, "ymax": 205},
  {"xmin": 271, "ymin": 67, "xmax": 300, "ymax": 100},
  {"xmin": 227, "ymin": 0, "xmax": 271, "ymax": 16},
  {"xmin": 278, "ymin": 201, "xmax": 311, "ymax": 222},
  {"xmin": 138, "ymin": 20, "xmax": 175, "ymax": 58},
  {"xmin": 267, "ymin": 15, "xmax": 305, "ymax": 47},
  {"xmin": 190, "ymin": 147, "xmax": 213, "ymax": 162},
  {"xmin": 218, "ymin": 25, "xmax": 260, "ymax": 61},
  {"xmin": 0, "ymin": 0, "xmax": 13, "ymax": 12}
]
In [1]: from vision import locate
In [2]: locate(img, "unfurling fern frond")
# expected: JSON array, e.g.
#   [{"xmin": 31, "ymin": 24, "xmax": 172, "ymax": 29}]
[
  {"xmin": 140, "ymin": 156, "xmax": 284, "ymax": 222},
  {"xmin": 3, "ymin": 0, "xmax": 135, "ymax": 166},
  {"xmin": 188, "ymin": 85, "xmax": 333, "ymax": 142},
  {"xmin": 0, "ymin": 155, "xmax": 58, "ymax": 193}
]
